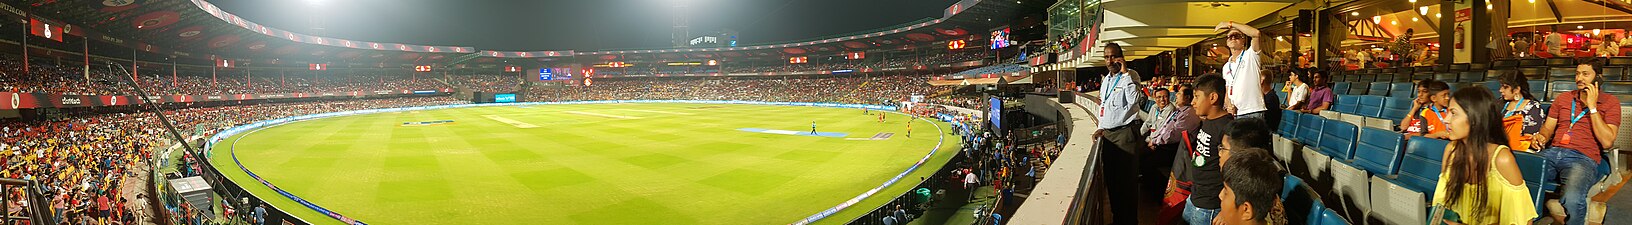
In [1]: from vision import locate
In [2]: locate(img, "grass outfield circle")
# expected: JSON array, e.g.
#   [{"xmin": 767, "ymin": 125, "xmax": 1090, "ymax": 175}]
[{"xmin": 209, "ymin": 103, "xmax": 959, "ymax": 224}]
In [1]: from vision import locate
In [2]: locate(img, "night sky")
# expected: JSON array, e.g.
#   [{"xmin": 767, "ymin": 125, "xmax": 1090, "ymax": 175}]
[{"xmin": 205, "ymin": 0, "xmax": 956, "ymax": 51}]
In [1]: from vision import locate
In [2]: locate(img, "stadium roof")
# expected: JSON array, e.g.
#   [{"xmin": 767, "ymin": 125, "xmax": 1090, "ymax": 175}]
[{"xmin": 15, "ymin": 0, "xmax": 1022, "ymax": 68}]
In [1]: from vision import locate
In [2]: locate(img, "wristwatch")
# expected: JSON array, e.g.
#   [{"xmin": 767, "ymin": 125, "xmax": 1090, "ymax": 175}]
[{"xmin": 1589, "ymin": 107, "xmax": 1600, "ymax": 114}]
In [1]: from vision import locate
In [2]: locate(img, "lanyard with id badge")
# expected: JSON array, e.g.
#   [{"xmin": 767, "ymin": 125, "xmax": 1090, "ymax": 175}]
[{"xmin": 1559, "ymin": 100, "xmax": 1590, "ymax": 145}]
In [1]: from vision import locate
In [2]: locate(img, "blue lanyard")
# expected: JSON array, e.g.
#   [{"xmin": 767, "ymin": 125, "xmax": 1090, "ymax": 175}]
[
  {"xmin": 1504, "ymin": 98, "xmax": 1527, "ymax": 118},
  {"xmin": 1102, "ymin": 73, "xmax": 1124, "ymax": 101},
  {"xmin": 1429, "ymin": 105, "xmax": 1452, "ymax": 132},
  {"xmin": 1567, "ymin": 100, "xmax": 1589, "ymax": 130}
]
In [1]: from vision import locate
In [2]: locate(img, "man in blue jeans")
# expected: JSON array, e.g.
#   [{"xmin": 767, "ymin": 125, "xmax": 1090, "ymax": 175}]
[{"xmin": 1531, "ymin": 58, "xmax": 1619, "ymax": 225}]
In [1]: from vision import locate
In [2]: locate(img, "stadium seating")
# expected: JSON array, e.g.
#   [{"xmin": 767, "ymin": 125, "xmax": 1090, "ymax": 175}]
[
  {"xmin": 1368, "ymin": 83, "xmax": 1391, "ymax": 97},
  {"xmin": 1389, "ymin": 82, "xmax": 1415, "ymax": 98},
  {"xmin": 1333, "ymin": 83, "xmax": 1351, "ymax": 97},
  {"xmin": 1284, "ymin": 175, "xmax": 1327, "ymax": 225},
  {"xmin": 1328, "ymin": 127, "xmax": 1404, "ymax": 219},
  {"xmin": 1373, "ymin": 97, "xmax": 1413, "ymax": 131},
  {"xmin": 1512, "ymin": 151, "xmax": 1552, "ymax": 216},
  {"xmin": 1319, "ymin": 120, "xmax": 1366, "ymax": 216},
  {"xmin": 1275, "ymin": 111, "xmax": 1301, "ymax": 163},
  {"xmin": 1369, "ymin": 137, "xmax": 1449, "ymax": 225},
  {"xmin": 1528, "ymin": 80, "xmax": 1549, "ymax": 101}
]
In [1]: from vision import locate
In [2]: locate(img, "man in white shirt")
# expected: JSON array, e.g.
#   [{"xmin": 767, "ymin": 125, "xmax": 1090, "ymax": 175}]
[
  {"xmin": 1095, "ymin": 42, "xmax": 1147, "ymax": 225},
  {"xmin": 1285, "ymin": 69, "xmax": 1310, "ymax": 110},
  {"xmin": 1215, "ymin": 21, "xmax": 1269, "ymax": 123}
]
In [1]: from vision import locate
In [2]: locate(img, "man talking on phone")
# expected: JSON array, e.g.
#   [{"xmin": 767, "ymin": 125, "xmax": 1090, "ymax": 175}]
[
  {"xmin": 1531, "ymin": 57, "xmax": 1620, "ymax": 225},
  {"xmin": 1095, "ymin": 42, "xmax": 1146, "ymax": 225}
]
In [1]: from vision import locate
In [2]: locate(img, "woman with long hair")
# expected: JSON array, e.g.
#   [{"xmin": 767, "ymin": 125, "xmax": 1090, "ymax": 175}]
[
  {"xmin": 1496, "ymin": 71, "xmax": 1545, "ymax": 151},
  {"xmin": 1430, "ymin": 88, "xmax": 1537, "ymax": 224}
]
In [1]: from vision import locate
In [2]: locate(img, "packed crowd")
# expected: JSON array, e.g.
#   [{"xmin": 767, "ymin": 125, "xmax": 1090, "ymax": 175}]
[
  {"xmin": 1099, "ymin": 21, "xmax": 1622, "ymax": 225},
  {"xmin": 0, "ymin": 96, "xmax": 463, "ymax": 225},
  {"xmin": 720, "ymin": 51, "xmax": 989, "ymax": 74},
  {"xmin": 447, "ymin": 74, "xmax": 522, "ymax": 93},
  {"xmin": 538, "ymin": 75, "xmax": 948, "ymax": 104},
  {"xmin": 0, "ymin": 56, "xmax": 451, "ymax": 96}
]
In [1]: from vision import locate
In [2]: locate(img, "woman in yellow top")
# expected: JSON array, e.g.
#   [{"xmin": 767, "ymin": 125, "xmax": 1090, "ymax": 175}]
[{"xmin": 1432, "ymin": 88, "xmax": 1537, "ymax": 224}]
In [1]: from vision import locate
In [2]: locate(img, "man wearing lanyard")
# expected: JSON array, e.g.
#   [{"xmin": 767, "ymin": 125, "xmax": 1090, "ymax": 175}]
[
  {"xmin": 1215, "ymin": 21, "xmax": 1269, "ymax": 124},
  {"xmin": 1095, "ymin": 43, "xmax": 1146, "ymax": 225},
  {"xmin": 1531, "ymin": 59, "xmax": 1620, "ymax": 225},
  {"xmin": 1142, "ymin": 88, "xmax": 1175, "ymax": 136}
]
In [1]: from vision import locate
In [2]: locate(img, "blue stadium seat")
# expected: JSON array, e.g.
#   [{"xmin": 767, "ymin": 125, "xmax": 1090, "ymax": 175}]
[
  {"xmin": 1282, "ymin": 175, "xmax": 1304, "ymax": 199},
  {"xmin": 1284, "ymin": 179, "xmax": 1325, "ymax": 225},
  {"xmin": 1528, "ymin": 80, "xmax": 1548, "ymax": 101},
  {"xmin": 1356, "ymin": 96, "xmax": 1386, "ymax": 118},
  {"xmin": 1392, "ymin": 137, "xmax": 1450, "ymax": 194},
  {"xmin": 1459, "ymin": 71, "xmax": 1486, "ymax": 82},
  {"xmin": 1512, "ymin": 151, "xmax": 1551, "ymax": 216},
  {"xmin": 1319, "ymin": 121, "xmax": 1360, "ymax": 162},
  {"xmin": 1369, "ymin": 137, "xmax": 1450, "ymax": 225},
  {"xmin": 1276, "ymin": 83, "xmax": 1287, "ymax": 93},
  {"xmin": 1279, "ymin": 110, "xmax": 1299, "ymax": 136},
  {"xmin": 1550, "ymin": 80, "xmax": 1577, "ymax": 93},
  {"xmin": 1483, "ymin": 81, "xmax": 1502, "ymax": 95},
  {"xmin": 1380, "ymin": 97, "xmax": 1413, "ymax": 121},
  {"xmin": 1334, "ymin": 82, "xmax": 1351, "ymax": 96},
  {"xmin": 1390, "ymin": 82, "xmax": 1415, "ymax": 98},
  {"xmin": 1320, "ymin": 208, "xmax": 1351, "ymax": 225},
  {"xmin": 1297, "ymin": 114, "xmax": 1325, "ymax": 146},
  {"xmin": 1333, "ymin": 95, "xmax": 1359, "ymax": 115},
  {"xmin": 1352, "ymin": 128, "xmax": 1406, "ymax": 177},
  {"xmin": 1369, "ymin": 83, "xmax": 1391, "ymax": 97}
]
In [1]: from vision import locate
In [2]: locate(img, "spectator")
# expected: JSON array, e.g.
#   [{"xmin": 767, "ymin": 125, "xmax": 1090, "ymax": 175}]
[
  {"xmin": 1143, "ymin": 88, "xmax": 1174, "ymax": 136},
  {"xmin": 1183, "ymin": 74, "xmax": 1234, "ymax": 225},
  {"xmin": 1531, "ymin": 58, "xmax": 1619, "ymax": 225},
  {"xmin": 1148, "ymin": 85, "xmax": 1200, "ymax": 200},
  {"xmin": 1298, "ymin": 70, "xmax": 1334, "ymax": 114},
  {"xmin": 1496, "ymin": 70, "xmax": 1545, "ymax": 151},
  {"xmin": 1216, "ymin": 147, "xmax": 1286, "ymax": 225},
  {"xmin": 1285, "ymin": 69, "xmax": 1310, "ymax": 110},
  {"xmin": 1095, "ymin": 42, "xmax": 1146, "ymax": 225},
  {"xmin": 1260, "ymin": 70, "xmax": 1282, "ymax": 133},
  {"xmin": 1214, "ymin": 20, "xmax": 1269, "ymax": 122},
  {"xmin": 1401, "ymin": 79, "xmax": 1451, "ymax": 139},
  {"xmin": 1546, "ymin": 32, "xmax": 1564, "ymax": 57},
  {"xmin": 1431, "ymin": 87, "xmax": 1537, "ymax": 224}
]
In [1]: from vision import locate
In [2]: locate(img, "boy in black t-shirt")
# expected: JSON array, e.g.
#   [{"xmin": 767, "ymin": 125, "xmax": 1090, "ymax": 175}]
[{"xmin": 1182, "ymin": 74, "xmax": 1233, "ymax": 225}]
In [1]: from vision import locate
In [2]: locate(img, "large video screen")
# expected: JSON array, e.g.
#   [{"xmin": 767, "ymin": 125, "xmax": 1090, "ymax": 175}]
[
  {"xmin": 539, "ymin": 68, "xmax": 554, "ymax": 81},
  {"xmin": 494, "ymin": 94, "xmax": 517, "ymax": 103},
  {"xmin": 990, "ymin": 27, "xmax": 1010, "ymax": 49}
]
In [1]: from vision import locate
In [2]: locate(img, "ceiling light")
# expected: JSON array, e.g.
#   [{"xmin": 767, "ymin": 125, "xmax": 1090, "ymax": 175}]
[
  {"xmin": 1420, "ymin": 6, "xmax": 1430, "ymax": 15},
  {"xmin": 1594, "ymin": 29, "xmax": 1602, "ymax": 35},
  {"xmin": 1411, "ymin": 17, "xmax": 1419, "ymax": 22},
  {"xmin": 1352, "ymin": 12, "xmax": 1360, "ymax": 16},
  {"xmin": 1436, "ymin": 13, "xmax": 1443, "ymax": 18},
  {"xmin": 1487, "ymin": 4, "xmax": 1493, "ymax": 10},
  {"xmin": 1391, "ymin": 20, "xmax": 1398, "ymax": 25},
  {"xmin": 1578, "ymin": 25, "xmax": 1585, "ymax": 29},
  {"xmin": 1528, "ymin": 0, "xmax": 1535, "ymax": 3},
  {"xmin": 1372, "ymin": 16, "xmax": 1382, "ymax": 24},
  {"xmin": 1409, "ymin": 0, "xmax": 1417, "ymax": 2}
]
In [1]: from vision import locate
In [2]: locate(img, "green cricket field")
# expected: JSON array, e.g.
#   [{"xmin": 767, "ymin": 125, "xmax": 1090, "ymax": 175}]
[{"xmin": 208, "ymin": 103, "xmax": 958, "ymax": 225}]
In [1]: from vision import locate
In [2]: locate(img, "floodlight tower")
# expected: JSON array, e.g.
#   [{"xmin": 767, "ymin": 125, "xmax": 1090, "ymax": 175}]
[{"xmin": 670, "ymin": 2, "xmax": 691, "ymax": 48}]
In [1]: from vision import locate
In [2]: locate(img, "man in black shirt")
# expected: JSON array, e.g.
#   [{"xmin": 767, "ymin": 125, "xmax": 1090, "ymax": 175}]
[{"xmin": 1184, "ymin": 74, "xmax": 1234, "ymax": 224}]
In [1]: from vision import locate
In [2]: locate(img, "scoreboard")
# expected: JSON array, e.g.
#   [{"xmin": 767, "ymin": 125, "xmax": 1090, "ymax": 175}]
[{"xmin": 30, "ymin": 18, "xmax": 65, "ymax": 42}]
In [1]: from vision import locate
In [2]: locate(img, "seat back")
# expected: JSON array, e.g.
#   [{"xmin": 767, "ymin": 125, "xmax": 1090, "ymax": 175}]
[
  {"xmin": 1483, "ymin": 80, "xmax": 1502, "ymax": 95},
  {"xmin": 1528, "ymin": 80, "xmax": 1549, "ymax": 101},
  {"xmin": 1369, "ymin": 83, "xmax": 1391, "ymax": 97},
  {"xmin": 1298, "ymin": 114, "xmax": 1325, "ymax": 145},
  {"xmin": 1433, "ymin": 73, "xmax": 1457, "ymax": 83},
  {"xmin": 1390, "ymin": 82, "xmax": 1415, "ymax": 98},
  {"xmin": 1333, "ymin": 95, "xmax": 1359, "ymax": 114},
  {"xmin": 1319, "ymin": 121, "xmax": 1360, "ymax": 161},
  {"xmin": 1512, "ymin": 151, "xmax": 1551, "ymax": 216},
  {"xmin": 1380, "ymin": 97, "xmax": 1413, "ymax": 121},
  {"xmin": 1355, "ymin": 128, "xmax": 1407, "ymax": 176},
  {"xmin": 1549, "ymin": 81, "xmax": 1577, "ymax": 100},
  {"xmin": 1283, "ymin": 179, "xmax": 1325, "ymax": 225},
  {"xmin": 1320, "ymin": 208, "xmax": 1351, "ymax": 225},
  {"xmin": 1332, "ymin": 82, "xmax": 1350, "ymax": 96},
  {"xmin": 1279, "ymin": 110, "xmax": 1299, "ymax": 136},
  {"xmin": 1459, "ymin": 71, "xmax": 1486, "ymax": 82},
  {"xmin": 1395, "ymin": 137, "xmax": 1451, "ymax": 195},
  {"xmin": 1356, "ymin": 95, "xmax": 1386, "ymax": 118}
]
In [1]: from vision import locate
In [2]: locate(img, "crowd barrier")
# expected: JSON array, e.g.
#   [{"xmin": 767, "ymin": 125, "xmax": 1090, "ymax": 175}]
[{"xmin": 201, "ymin": 100, "xmax": 932, "ymax": 225}]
